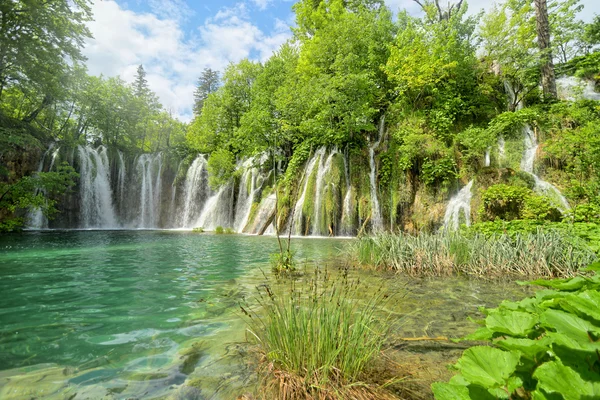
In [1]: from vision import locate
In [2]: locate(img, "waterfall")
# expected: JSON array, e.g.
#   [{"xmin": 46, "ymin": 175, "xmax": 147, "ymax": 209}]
[
  {"xmin": 117, "ymin": 151, "xmax": 126, "ymax": 207},
  {"xmin": 195, "ymin": 184, "xmax": 233, "ymax": 230},
  {"xmin": 248, "ymin": 193, "xmax": 277, "ymax": 235},
  {"xmin": 341, "ymin": 152, "xmax": 353, "ymax": 235},
  {"xmin": 233, "ymin": 158, "xmax": 262, "ymax": 232},
  {"xmin": 290, "ymin": 147, "xmax": 326, "ymax": 235},
  {"xmin": 136, "ymin": 153, "xmax": 163, "ymax": 228},
  {"xmin": 443, "ymin": 180, "xmax": 474, "ymax": 231},
  {"xmin": 556, "ymin": 76, "xmax": 600, "ymax": 101},
  {"xmin": 484, "ymin": 149, "xmax": 491, "ymax": 167},
  {"xmin": 498, "ymin": 136, "xmax": 506, "ymax": 162},
  {"xmin": 179, "ymin": 155, "xmax": 209, "ymax": 228},
  {"xmin": 27, "ymin": 145, "xmax": 58, "ymax": 229},
  {"xmin": 520, "ymin": 126, "xmax": 570, "ymax": 210},
  {"xmin": 78, "ymin": 145, "xmax": 118, "ymax": 228},
  {"xmin": 312, "ymin": 150, "xmax": 337, "ymax": 235},
  {"xmin": 369, "ymin": 116, "xmax": 385, "ymax": 231}
]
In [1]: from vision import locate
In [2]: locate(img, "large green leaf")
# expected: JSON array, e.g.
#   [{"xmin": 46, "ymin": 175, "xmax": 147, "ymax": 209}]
[
  {"xmin": 540, "ymin": 309, "xmax": 600, "ymax": 349},
  {"xmin": 534, "ymin": 361, "xmax": 600, "ymax": 400},
  {"xmin": 495, "ymin": 337, "xmax": 551, "ymax": 360},
  {"xmin": 561, "ymin": 290, "xmax": 600, "ymax": 323},
  {"xmin": 431, "ymin": 382, "xmax": 471, "ymax": 400},
  {"xmin": 486, "ymin": 309, "xmax": 538, "ymax": 337},
  {"xmin": 528, "ymin": 277, "xmax": 589, "ymax": 291},
  {"xmin": 461, "ymin": 327, "xmax": 494, "ymax": 341},
  {"xmin": 455, "ymin": 347, "xmax": 520, "ymax": 388}
]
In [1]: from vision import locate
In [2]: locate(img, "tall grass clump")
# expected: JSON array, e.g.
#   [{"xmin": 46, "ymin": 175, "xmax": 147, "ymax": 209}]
[
  {"xmin": 243, "ymin": 269, "xmax": 398, "ymax": 399},
  {"xmin": 349, "ymin": 230, "xmax": 597, "ymax": 278}
]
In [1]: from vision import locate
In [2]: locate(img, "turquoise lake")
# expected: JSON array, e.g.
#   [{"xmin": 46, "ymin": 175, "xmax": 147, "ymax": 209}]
[{"xmin": 0, "ymin": 231, "xmax": 531, "ymax": 399}]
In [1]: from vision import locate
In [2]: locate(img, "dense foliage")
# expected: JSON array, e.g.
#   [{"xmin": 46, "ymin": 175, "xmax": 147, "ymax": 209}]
[{"xmin": 432, "ymin": 262, "xmax": 600, "ymax": 399}]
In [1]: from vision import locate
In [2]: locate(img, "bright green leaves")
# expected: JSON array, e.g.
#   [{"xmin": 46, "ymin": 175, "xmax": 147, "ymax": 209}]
[
  {"xmin": 433, "ymin": 268, "xmax": 600, "ymax": 399},
  {"xmin": 431, "ymin": 382, "xmax": 471, "ymax": 400},
  {"xmin": 485, "ymin": 309, "xmax": 538, "ymax": 337},
  {"xmin": 456, "ymin": 347, "xmax": 521, "ymax": 389},
  {"xmin": 534, "ymin": 361, "xmax": 600, "ymax": 400},
  {"xmin": 562, "ymin": 290, "xmax": 600, "ymax": 322}
]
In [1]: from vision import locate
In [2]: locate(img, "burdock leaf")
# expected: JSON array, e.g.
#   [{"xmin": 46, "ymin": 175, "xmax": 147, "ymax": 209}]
[
  {"xmin": 431, "ymin": 382, "xmax": 471, "ymax": 400},
  {"xmin": 455, "ymin": 347, "xmax": 520, "ymax": 388},
  {"xmin": 540, "ymin": 309, "xmax": 600, "ymax": 349},
  {"xmin": 533, "ymin": 360, "xmax": 600, "ymax": 400},
  {"xmin": 486, "ymin": 309, "xmax": 538, "ymax": 337},
  {"xmin": 562, "ymin": 290, "xmax": 600, "ymax": 323}
]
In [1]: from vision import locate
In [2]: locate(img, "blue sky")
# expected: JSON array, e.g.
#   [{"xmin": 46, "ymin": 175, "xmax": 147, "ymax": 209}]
[{"xmin": 82, "ymin": 0, "xmax": 600, "ymax": 122}]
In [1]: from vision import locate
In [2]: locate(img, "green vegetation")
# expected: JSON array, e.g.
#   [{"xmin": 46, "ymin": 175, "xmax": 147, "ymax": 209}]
[
  {"xmin": 191, "ymin": 227, "xmax": 204, "ymax": 233},
  {"xmin": 243, "ymin": 269, "xmax": 396, "ymax": 399},
  {"xmin": 433, "ymin": 262, "xmax": 600, "ymax": 399},
  {"xmin": 349, "ymin": 231, "xmax": 597, "ymax": 278}
]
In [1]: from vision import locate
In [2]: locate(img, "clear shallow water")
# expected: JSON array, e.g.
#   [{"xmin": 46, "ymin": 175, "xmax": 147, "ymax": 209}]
[
  {"xmin": 0, "ymin": 231, "xmax": 345, "ymax": 399},
  {"xmin": 0, "ymin": 231, "xmax": 533, "ymax": 399}
]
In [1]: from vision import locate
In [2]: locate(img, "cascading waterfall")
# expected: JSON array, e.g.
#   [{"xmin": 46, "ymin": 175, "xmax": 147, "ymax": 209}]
[
  {"xmin": 443, "ymin": 180, "xmax": 474, "ymax": 231},
  {"xmin": 179, "ymin": 155, "xmax": 209, "ymax": 228},
  {"xmin": 78, "ymin": 145, "xmax": 117, "ymax": 228},
  {"xmin": 290, "ymin": 147, "xmax": 325, "ymax": 235},
  {"xmin": 117, "ymin": 151, "xmax": 126, "ymax": 207},
  {"xmin": 233, "ymin": 158, "xmax": 263, "ymax": 232},
  {"xmin": 27, "ymin": 145, "xmax": 58, "ymax": 229},
  {"xmin": 556, "ymin": 76, "xmax": 600, "ymax": 101},
  {"xmin": 341, "ymin": 152, "xmax": 353, "ymax": 235},
  {"xmin": 369, "ymin": 116, "xmax": 385, "ymax": 231},
  {"xmin": 484, "ymin": 149, "xmax": 491, "ymax": 167},
  {"xmin": 312, "ymin": 150, "xmax": 337, "ymax": 235},
  {"xmin": 520, "ymin": 126, "xmax": 570, "ymax": 210},
  {"xmin": 136, "ymin": 153, "xmax": 163, "ymax": 228},
  {"xmin": 249, "ymin": 193, "xmax": 277, "ymax": 235},
  {"xmin": 195, "ymin": 184, "xmax": 233, "ymax": 230},
  {"xmin": 498, "ymin": 136, "xmax": 506, "ymax": 162}
]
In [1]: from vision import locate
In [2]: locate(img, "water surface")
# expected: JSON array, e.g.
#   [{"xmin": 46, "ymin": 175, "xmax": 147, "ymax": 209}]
[{"xmin": 0, "ymin": 231, "xmax": 532, "ymax": 399}]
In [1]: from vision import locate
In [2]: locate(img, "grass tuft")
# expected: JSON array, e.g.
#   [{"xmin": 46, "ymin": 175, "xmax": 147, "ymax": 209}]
[{"xmin": 243, "ymin": 269, "xmax": 398, "ymax": 399}]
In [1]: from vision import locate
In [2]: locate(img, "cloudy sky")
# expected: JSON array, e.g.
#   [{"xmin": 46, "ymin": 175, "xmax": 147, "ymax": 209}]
[{"xmin": 83, "ymin": 0, "xmax": 600, "ymax": 122}]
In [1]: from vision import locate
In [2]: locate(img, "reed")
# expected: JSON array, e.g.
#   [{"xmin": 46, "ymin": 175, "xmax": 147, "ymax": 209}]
[
  {"xmin": 348, "ymin": 230, "xmax": 597, "ymax": 278},
  {"xmin": 243, "ymin": 269, "xmax": 398, "ymax": 399}
]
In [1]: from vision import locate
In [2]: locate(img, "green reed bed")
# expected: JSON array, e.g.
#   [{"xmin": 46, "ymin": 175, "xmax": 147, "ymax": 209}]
[
  {"xmin": 349, "ymin": 231, "xmax": 598, "ymax": 278},
  {"xmin": 242, "ymin": 269, "xmax": 401, "ymax": 400}
]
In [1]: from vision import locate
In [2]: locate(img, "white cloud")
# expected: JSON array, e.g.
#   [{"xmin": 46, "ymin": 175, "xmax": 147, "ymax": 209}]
[
  {"xmin": 83, "ymin": 1, "xmax": 291, "ymax": 122},
  {"xmin": 251, "ymin": 0, "xmax": 273, "ymax": 11}
]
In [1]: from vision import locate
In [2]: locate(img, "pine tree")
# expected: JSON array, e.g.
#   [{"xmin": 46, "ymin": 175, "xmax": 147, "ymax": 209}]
[
  {"xmin": 193, "ymin": 68, "xmax": 220, "ymax": 116},
  {"xmin": 133, "ymin": 65, "xmax": 150, "ymax": 98}
]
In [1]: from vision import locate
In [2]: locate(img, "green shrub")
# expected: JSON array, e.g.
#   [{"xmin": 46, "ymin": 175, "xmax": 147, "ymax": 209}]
[
  {"xmin": 566, "ymin": 203, "xmax": 600, "ymax": 223},
  {"xmin": 479, "ymin": 184, "xmax": 532, "ymax": 221},
  {"xmin": 192, "ymin": 227, "xmax": 204, "ymax": 233},
  {"xmin": 521, "ymin": 195, "xmax": 561, "ymax": 221},
  {"xmin": 479, "ymin": 184, "xmax": 561, "ymax": 222},
  {"xmin": 215, "ymin": 226, "xmax": 224, "ymax": 234},
  {"xmin": 432, "ymin": 262, "xmax": 600, "ymax": 399},
  {"xmin": 224, "ymin": 227, "xmax": 235, "ymax": 234}
]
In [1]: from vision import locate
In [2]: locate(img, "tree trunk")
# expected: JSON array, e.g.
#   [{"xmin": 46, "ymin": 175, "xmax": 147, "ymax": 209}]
[{"xmin": 535, "ymin": 0, "xmax": 557, "ymax": 100}]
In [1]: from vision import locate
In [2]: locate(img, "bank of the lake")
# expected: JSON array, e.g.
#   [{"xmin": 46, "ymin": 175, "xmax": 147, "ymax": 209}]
[{"xmin": 0, "ymin": 231, "xmax": 532, "ymax": 399}]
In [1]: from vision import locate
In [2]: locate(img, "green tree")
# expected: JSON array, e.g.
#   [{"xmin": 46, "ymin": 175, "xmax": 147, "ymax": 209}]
[
  {"xmin": 193, "ymin": 68, "xmax": 220, "ymax": 116},
  {"xmin": 0, "ymin": 0, "xmax": 92, "ymax": 102},
  {"xmin": 0, "ymin": 163, "xmax": 79, "ymax": 232}
]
